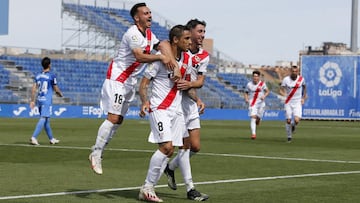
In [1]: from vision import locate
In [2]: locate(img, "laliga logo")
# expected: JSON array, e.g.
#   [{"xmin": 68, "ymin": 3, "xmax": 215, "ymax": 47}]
[
  {"xmin": 318, "ymin": 61, "xmax": 342, "ymax": 97},
  {"xmin": 319, "ymin": 62, "xmax": 342, "ymax": 87}
]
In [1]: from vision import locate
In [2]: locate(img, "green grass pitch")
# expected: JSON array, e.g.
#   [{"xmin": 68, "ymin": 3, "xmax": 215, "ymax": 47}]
[{"xmin": 0, "ymin": 118, "xmax": 359, "ymax": 202}]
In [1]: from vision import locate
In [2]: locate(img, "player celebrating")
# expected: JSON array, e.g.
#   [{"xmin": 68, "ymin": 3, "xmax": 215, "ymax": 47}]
[
  {"xmin": 164, "ymin": 19, "xmax": 209, "ymax": 201},
  {"xmin": 244, "ymin": 70, "xmax": 270, "ymax": 140},
  {"xmin": 88, "ymin": 2, "xmax": 178, "ymax": 175},
  {"xmin": 138, "ymin": 24, "xmax": 192, "ymax": 202}
]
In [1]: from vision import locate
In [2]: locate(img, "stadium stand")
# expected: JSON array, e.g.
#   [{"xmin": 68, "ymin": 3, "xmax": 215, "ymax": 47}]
[{"xmin": 0, "ymin": 2, "xmax": 284, "ymax": 109}]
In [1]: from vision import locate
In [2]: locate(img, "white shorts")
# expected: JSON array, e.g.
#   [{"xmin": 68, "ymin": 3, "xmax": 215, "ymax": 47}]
[
  {"xmin": 186, "ymin": 117, "xmax": 200, "ymax": 131},
  {"xmin": 99, "ymin": 79, "xmax": 135, "ymax": 116},
  {"xmin": 148, "ymin": 109, "xmax": 185, "ymax": 146},
  {"xmin": 248, "ymin": 103, "xmax": 265, "ymax": 118},
  {"xmin": 182, "ymin": 117, "xmax": 200, "ymax": 138},
  {"xmin": 284, "ymin": 102, "xmax": 302, "ymax": 119}
]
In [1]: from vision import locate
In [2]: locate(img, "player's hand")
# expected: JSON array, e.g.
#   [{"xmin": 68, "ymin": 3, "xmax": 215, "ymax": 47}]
[
  {"xmin": 56, "ymin": 92, "xmax": 63, "ymax": 97},
  {"xmin": 177, "ymin": 79, "xmax": 191, "ymax": 90},
  {"xmin": 139, "ymin": 101, "xmax": 150, "ymax": 118},
  {"xmin": 171, "ymin": 66, "xmax": 181, "ymax": 82},
  {"xmin": 197, "ymin": 99, "xmax": 205, "ymax": 115},
  {"xmin": 30, "ymin": 101, "xmax": 35, "ymax": 109},
  {"xmin": 164, "ymin": 58, "xmax": 177, "ymax": 70}
]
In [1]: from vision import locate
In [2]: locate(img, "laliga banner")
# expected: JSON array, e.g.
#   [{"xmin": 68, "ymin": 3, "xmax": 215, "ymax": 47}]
[{"xmin": 301, "ymin": 55, "xmax": 360, "ymax": 120}]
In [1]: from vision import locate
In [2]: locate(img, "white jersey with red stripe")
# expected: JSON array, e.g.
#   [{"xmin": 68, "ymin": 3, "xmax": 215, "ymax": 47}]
[
  {"xmin": 182, "ymin": 48, "xmax": 209, "ymax": 120},
  {"xmin": 245, "ymin": 80, "xmax": 268, "ymax": 107},
  {"xmin": 108, "ymin": 25, "xmax": 159, "ymax": 87},
  {"xmin": 185, "ymin": 48, "xmax": 209, "ymax": 81},
  {"xmin": 143, "ymin": 52, "xmax": 189, "ymax": 113},
  {"xmin": 281, "ymin": 75, "xmax": 306, "ymax": 104}
]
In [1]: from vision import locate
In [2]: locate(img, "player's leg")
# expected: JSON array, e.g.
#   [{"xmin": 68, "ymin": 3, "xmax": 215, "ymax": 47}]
[
  {"xmin": 44, "ymin": 117, "xmax": 60, "ymax": 144},
  {"xmin": 249, "ymin": 106, "xmax": 258, "ymax": 139},
  {"xmin": 30, "ymin": 104, "xmax": 47, "ymax": 145},
  {"xmin": 140, "ymin": 110, "xmax": 175, "ymax": 202},
  {"xmin": 89, "ymin": 113, "xmax": 122, "ymax": 175},
  {"xmin": 140, "ymin": 144, "xmax": 171, "ymax": 203},
  {"xmin": 284, "ymin": 104, "xmax": 293, "ymax": 142},
  {"xmin": 30, "ymin": 117, "xmax": 45, "ymax": 145},
  {"xmin": 165, "ymin": 112, "xmax": 188, "ymax": 190},
  {"xmin": 292, "ymin": 103, "xmax": 302, "ymax": 133},
  {"xmin": 39, "ymin": 104, "xmax": 59, "ymax": 144},
  {"xmin": 177, "ymin": 117, "xmax": 208, "ymax": 201},
  {"xmin": 89, "ymin": 80, "xmax": 126, "ymax": 174},
  {"xmin": 250, "ymin": 116, "xmax": 257, "ymax": 139}
]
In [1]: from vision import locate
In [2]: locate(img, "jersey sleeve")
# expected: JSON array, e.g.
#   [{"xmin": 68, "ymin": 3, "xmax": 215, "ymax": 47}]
[
  {"xmin": 126, "ymin": 32, "xmax": 144, "ymax": 50},
  {"xmin": 51, "ymin": 73, "xmax": 58, "ymax": 86},
  {"xmin": 197, "ymin": 55, "xmax": 209, "ymax": 74},
  {"xmin": 143, "ymin": 61, "xmax": 160, "ymax": 79},
  {"xmin": 245, "ymin": 82, "xmax": 250, "ymax": 93}
]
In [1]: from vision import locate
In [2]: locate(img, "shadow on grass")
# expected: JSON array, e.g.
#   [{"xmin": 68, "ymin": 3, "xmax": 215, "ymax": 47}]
[{"xmin": 69, "ymin": 189, "xmax": 182, "ymax": 201}]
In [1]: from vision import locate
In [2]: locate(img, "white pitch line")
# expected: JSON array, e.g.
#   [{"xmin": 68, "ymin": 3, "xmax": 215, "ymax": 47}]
[
  {"xmin": 1, "ymin": 143, "xmax": 360, "ymax": 164},
  {"xmin": 200, "ymin": 152, "xmax": 360, "ymax": 164},
  {"xmin": 1, "ymin": 170, "xmax": 360, "ymax": 200}
]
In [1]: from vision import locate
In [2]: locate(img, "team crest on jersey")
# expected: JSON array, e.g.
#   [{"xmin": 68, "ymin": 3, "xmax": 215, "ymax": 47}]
[
  {"xmin": 147, "ymin": 63, "xmax": 155, "ymax": 71},
  {"xmin": 131, "ymin": 35, "xmax": 139, "ymax": 42},
  {"xmin": 194, "ymin": 55, "xmax": 201, "ymax": 62}
]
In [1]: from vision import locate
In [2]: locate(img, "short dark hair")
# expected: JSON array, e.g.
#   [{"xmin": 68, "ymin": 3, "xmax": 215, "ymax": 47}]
[
  {"xmin": 41, "ymin": 57, "xmax": 51, "ymax": 69},
  {"xmin": 186, "ymin": 19, "xmax": 206, "ymax": 29},
  {"xmin": 252, "ymin": 70, "xmax": 261, "ymax": 76},
  {"xmin": 130, "ymin": 2, "xmax": 146, "ymax": 20},
  {"xmin": 169, "ymin": 25, "xmax": 190, "ymax": 43}
]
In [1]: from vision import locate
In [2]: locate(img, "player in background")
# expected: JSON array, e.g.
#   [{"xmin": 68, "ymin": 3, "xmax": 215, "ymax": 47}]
[
  {"xmin": 280, "ymin": 65, "xmax": 307, "ymax": 142},
  {"xmin": 29, "ymin": 57, "xmax": 63, "ymax": 145},
  {"xmin": 244, "ymin": 70, "xmax": 270, "ymax": 140},
  {"xmin": 88, "ymin": 2, "xmax": 179, "ymax": 175},
  {"xmin": 138, "ymin": 24, "xmax": 192, "ymax": 203},
  {"xmin": 164, "ymin": 19, "xmax": 209, "ymax": 201}
]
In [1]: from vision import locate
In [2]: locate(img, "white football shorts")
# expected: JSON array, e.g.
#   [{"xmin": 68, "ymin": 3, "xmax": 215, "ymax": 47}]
[
  {"xmin": 284, "ymin": 101, "xmax": 302, "ymax": 119},
  {"xmin": 148, "ymin": 109, "xmax": 185, "ymax": 146},
  {"xmin": 100, "ymin": 79, "xmax": 135, "ymax": 116},
  {"xmin": 248, "ymin": 102, "xmax": 265, "ymax": 118}
]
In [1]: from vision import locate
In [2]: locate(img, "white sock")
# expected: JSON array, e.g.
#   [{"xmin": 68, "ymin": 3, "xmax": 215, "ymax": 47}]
[
  {"xmin": 286, "ymin": 123, "xmax": 292, "ymax": 138},
  {"xmin": 103, "ymin": 124, "xmax": 120, "ymax": 151},
  {"xmin": 168, "ymin": 150, "xmax": 180, "ymax": 170},
  {"xmin": 250, "ymin": 118, "xmax": 256, "ymax": 134},
  {"xmin": 92, "ymin": 119, "xmax": 114, "ymax": 157},
  {"xmin": 177, "ymin": 149, "xmax": 194, "ymax": 192},
  {"xmin": 145, "ymin": 149, "xmax": 168, "ymax": 187}
]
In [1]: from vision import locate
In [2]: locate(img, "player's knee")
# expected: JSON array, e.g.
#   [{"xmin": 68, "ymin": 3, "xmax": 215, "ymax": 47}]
[
  {"xmin": 191, "ymin": 144, "xmax": 200, "ymax": 153},
  {"xmin": 191, "ymin": 147, "xmax": 200, "ymax": 153},
  {"xmin": 108, "ymin": 114, "xmax": 123, "ymax": 124},
  {"xmin": 159, "ymin": 142, "xmax": 174, "ymax": 157}
]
